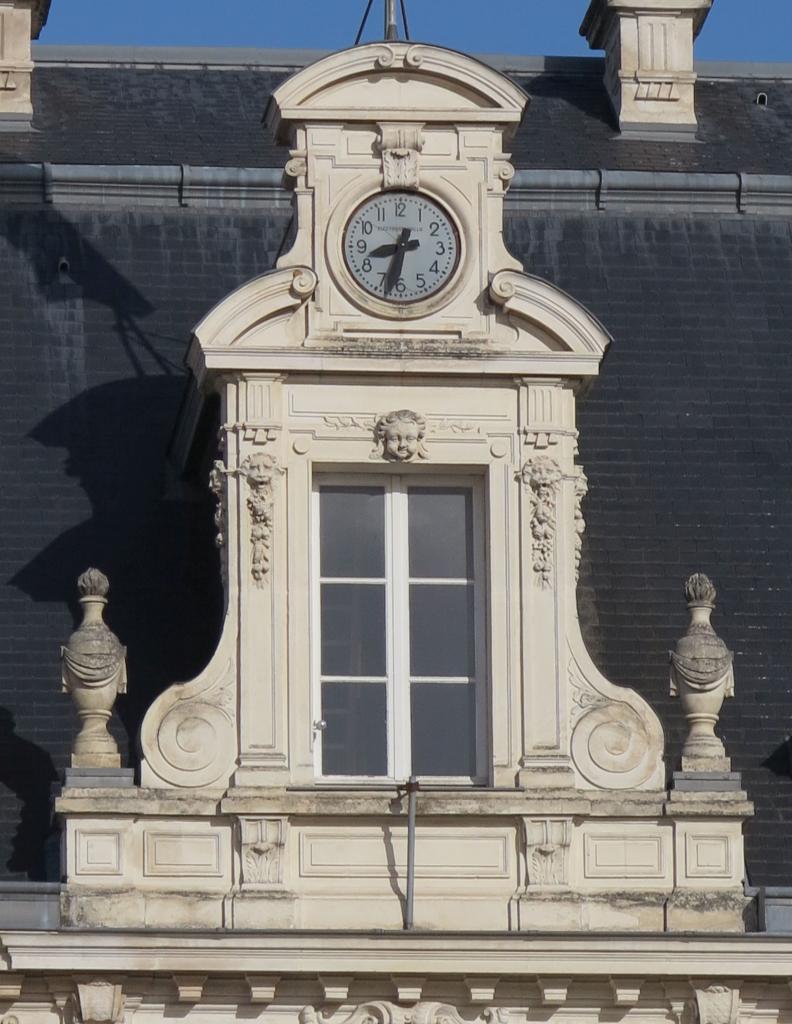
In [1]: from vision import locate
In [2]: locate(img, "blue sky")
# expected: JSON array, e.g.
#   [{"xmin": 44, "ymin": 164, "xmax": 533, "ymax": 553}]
[{"xmin": 40, "ymin": 0, "xmax": 792, "ymax": 61}]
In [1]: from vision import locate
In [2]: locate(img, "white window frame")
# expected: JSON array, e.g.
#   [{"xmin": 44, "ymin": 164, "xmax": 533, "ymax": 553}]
[{"xmin": 310, "ymin": 470, "xmax": 489, "ymax": 785}]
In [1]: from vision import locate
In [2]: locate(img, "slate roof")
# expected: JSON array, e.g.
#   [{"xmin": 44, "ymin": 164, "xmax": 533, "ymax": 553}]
[
  {"xmin": 1, "ymin": 48, "xmax": 792, "ymax": 888},
  {"xmin": 0, "ymin": 48, "xmax": 790, "ymax": 173}
]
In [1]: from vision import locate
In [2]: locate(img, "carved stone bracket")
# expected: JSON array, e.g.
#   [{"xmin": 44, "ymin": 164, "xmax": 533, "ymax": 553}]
[
  {"xmin": 223, "ymin": 422, "xmax": 279, "ymax": 446},
  {"xmin": 239, "ymin": 816, "xmax": 288, "ymax": 888},
  {"xmin": 377, "ymin": 125, "xmax": 424, "ymax": 189},
  {"xmin": 522, "ymin": 818, "xmax": 572, "ymax": 888},
  {"xmin": 372, "ymin": 410, "xmax": 429, "ymax": 463},
  {"xmin": 238, "ymin": 453, "xmax": 279, "ymax": 586},
  {"xmin": 519, "ymin": 455, "xmax": 562, "ymax": 588}
]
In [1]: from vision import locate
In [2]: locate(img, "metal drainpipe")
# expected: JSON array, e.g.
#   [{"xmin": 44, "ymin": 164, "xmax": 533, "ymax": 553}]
[{"xmin": 404, "ymin": 775, "xmax": 419, "ymax": 929}]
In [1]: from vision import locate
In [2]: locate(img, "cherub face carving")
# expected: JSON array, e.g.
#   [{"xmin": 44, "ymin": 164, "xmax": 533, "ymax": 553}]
[{"xmin": 373, "ymin": 409, "xmax": 429, "ymax": 462}]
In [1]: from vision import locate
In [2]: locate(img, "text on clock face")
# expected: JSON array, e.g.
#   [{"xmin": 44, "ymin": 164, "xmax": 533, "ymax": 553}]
[{"xmin": 343, "ymin": 192, "xmax": 460, "ymax": 303}]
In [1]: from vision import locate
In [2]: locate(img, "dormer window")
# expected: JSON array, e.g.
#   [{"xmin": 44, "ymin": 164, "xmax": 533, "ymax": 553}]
[{"xmin": 314, "ymin": 475, "xmax": 487, "ymax": 782}]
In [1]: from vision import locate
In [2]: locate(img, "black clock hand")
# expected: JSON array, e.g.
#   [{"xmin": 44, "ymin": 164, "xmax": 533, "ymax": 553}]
[
  {"xmin": 370, "ymin": 239, "xmax": 420, "ymax": 259},
  {"xmin": 385, "ymin": 228, "xmax": 414, "ymax": 294},
  {"xmin": 369, "ymin": 243, "xmax": 398, "ymax": 258}
]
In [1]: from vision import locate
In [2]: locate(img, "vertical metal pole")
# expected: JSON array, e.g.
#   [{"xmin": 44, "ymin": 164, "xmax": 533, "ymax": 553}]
[
  {"xmin": 405, "ymin": 775, "xmax": 419, "ymax": 929},
  {"xmin": 385, "ymin": 0, "xmax": 399, "ymax": 40}
]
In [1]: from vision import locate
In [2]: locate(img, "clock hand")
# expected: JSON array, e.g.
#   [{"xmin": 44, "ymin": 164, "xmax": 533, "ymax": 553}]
[
  {"xmin": 369, "ymin": 243, "xmax": 398, "ymax": 258},
  {"xmin": 385, "ymin": 228, "xmax": 412, "ymax": 294},
  {"xmin": 369, "ymin": 239, "xmax": 420, "ymax": 258}
]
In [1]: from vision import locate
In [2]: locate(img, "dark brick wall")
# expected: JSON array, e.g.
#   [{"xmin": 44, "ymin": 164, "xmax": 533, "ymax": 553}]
[
  {"xmin": 0, "ymin": 205, "xmax": 291, "ymax": 878},
  {"xmin": 1, "ymin": 204, "xmax": 791, "ymax": 886},
  {"xmin": 505, "ymin": 212, "xmax": 792, "ymax": 886},
  {"xmin": 0, "ymin": 65, "xmax": 790, "ymax": 174}
]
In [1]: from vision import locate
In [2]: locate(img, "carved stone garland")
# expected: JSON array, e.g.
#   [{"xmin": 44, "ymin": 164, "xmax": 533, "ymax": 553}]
[
  {"xmin": 573, "ymin": 467, "xmax": 588, "ymax": 583},
  {"xmin": 301, "ymin": 1004, "xmax": 507, "ymax": 1024},
  {"xmin": 519, "ymin": 455, "xmax": 562, "ymax": 588},
  {"xmin": 208, "ymin": 460, "xmax": 226, "ymax": 549},
  {"xmin": 239, "ymin": 453, "xmax": 279, "ymax": 586}
]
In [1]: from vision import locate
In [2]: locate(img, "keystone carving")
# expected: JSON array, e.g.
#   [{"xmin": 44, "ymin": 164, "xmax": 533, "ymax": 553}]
[
  {"xmin": 72, "ymin": 982, "xmax": 125, "ymax": 1024},
  {"xmin": 377, "ymin": 125, "xmax": 424, "ymax": 190},
  {"xmin": 523, "ymin": 818, "xmax": 571, "ymax": 887},
  {"xmin": 670, "ymin": 574, "xmax": 735, "ymax": 771},
  {"xmin": 372, "ymin": 410, "xmax": 429, "ymax": 463},
  {"xmin": 240, "ymin": 817, "xmax": 288, "ymax": 887},
  {"xmin": 239, "ymin": 453, "xmax": 279, "ymax": 586},
  {"xmin": 61, "ymin": 569, "xmax": 127, "ymax": 768},
  {"xmin": 692, "ymin": 985, "xmax": 740, "ymax": 1024},
  {"xmin": 519, "ymin": 455, "xmax": 562, "ymax": 588}
]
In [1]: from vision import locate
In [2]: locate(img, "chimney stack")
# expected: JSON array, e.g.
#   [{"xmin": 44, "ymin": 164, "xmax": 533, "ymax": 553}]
[
  {"xmin": 580, "ymin": 0, "xmax": 714, "ymax": 137},
  {"xmin": 0, "ymin": 0, "xmax": 50, "ymax": 129}
]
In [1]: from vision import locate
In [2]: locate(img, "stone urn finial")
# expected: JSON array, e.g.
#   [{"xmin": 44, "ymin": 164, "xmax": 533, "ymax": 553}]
[
  {"xmin": 61, "ymin": 568, "xmax": 127, "ymax": 768},
  {"xmin": 670, "ymin": 572, "xmax": 734, "ymax": 771}
]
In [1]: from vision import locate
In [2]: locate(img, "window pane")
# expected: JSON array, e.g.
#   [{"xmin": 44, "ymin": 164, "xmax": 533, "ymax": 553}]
[
  {"xmin": 410, "ymin": 584, "xmax": 475, "ymax": 677},
  {"xmin": 322, "ymin": 681, "xmax": 387, "ymax": 776},
  {"xmin": 321, "ymin": 486, "xmax": 385, "ymax": 578},
  {"xmin": 411, "ymin": 682, "xmax": 476, "ymax": 776},
  {"xmin": 408, "ymin": 487, "xmax": 473, "ymax": 580},
  {"xmin": 321, "ymin": 583, "xmax": 386, "ymax": 676}
]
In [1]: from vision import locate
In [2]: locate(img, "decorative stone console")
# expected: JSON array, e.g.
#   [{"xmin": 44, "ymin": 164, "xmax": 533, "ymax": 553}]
[{"xmin": 56, "ymin": 40, "xmax": 752, "ymax": 934}]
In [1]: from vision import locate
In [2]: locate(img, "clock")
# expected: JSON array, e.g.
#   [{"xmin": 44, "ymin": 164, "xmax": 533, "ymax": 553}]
[{"xmin": 343, "ymin": 191, "xmax": 460, "ymax": 304}]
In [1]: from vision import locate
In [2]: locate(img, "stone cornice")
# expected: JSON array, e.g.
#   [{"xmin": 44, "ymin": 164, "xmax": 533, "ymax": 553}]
[{"xmin": 5, "ymin": 931, "xmax": 792, "ymax": 975}]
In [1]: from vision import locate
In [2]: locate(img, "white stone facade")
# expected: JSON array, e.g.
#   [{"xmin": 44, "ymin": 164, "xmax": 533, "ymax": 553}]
[{"xmin": 51, "ymin": 41, "xmax": 751, "ymax": 942}]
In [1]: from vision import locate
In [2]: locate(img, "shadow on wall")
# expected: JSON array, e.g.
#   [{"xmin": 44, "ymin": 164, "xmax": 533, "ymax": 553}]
[
  {"xmin": 11, "ymin": 377, "xmax": 224, "ymax": 758},
  {"xmin": 0, "ymin": 206, "xmax": 177, "ymax": 376},
  {"xmin": 0, "ymin": 710, "xmax": 57, "ymax": 880}
]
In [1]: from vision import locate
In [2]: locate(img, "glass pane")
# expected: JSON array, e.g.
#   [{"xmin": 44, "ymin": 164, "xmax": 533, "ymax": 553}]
[
  {"xmin": 408, "ymin": 487, "xmax": 473, "ymax": 580},
  {"xmin": 321, "ymin": 486, "xmax": 385, "ymax": 578},
  {"xmin": 411, "ymin": 682, "xmax": 476, "ymax": 776},
  {"xmin": 322, "ymin": 681, "xmax": 387, "ymax": 776},
  {"xmin": 321, "ymin": 583, "xmax": 386, "ymax": 677},
  {"xmin": 410, "ymin": 584, "xmax": 475, "ymax": 677}
]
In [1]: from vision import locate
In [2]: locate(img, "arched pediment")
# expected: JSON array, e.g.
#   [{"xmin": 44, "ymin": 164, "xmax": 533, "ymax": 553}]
[
  {"xmin": 490, "ymin": 270, "xmax": 613, "ymax": 358},
  {"xmin": 266, "ymin": 43, "xmax": 528, "ymax": 141}
]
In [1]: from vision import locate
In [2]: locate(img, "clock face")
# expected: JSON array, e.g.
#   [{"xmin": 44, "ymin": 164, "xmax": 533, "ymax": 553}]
[{"xmin": 343, "ymin": 191, "xmax": 460, "ymax": 304}]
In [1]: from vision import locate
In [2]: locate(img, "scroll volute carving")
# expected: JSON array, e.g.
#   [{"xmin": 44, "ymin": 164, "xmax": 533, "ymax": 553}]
[{"xmin": 61, "ymin": 569, "xmax": 127, "ymax": 768}]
